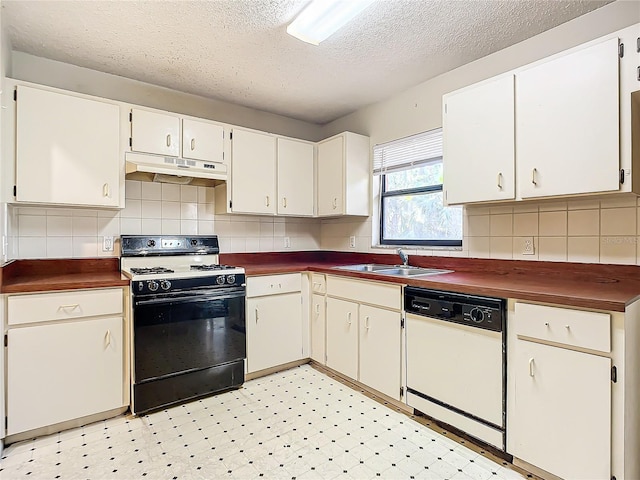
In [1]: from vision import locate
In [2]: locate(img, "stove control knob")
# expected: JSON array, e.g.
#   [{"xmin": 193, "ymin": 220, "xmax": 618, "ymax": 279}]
[
  {"xmin": 191, "ymin": 239, "xmax": 198, "ymax": 246},
  {"xmin": 147, "ymin": 280, "xmax": 159, "ymax": 292},
  {"xmin": 137, "ymin": 281, "xmax": 144, "ymax": 292},
  {"xmin": 147, "ymin": 239, "xmax": 156, "ymax": 247},
  {"xmin": 216, "ymin": 275, "xmax": 226, "ymax": 285},
  {"xmin": 226, "ymin": 274, "xmax": 236, "ymax": 285},
  {"xmin": 470, "ymin": 308, "xmax": 484, "ymax": 323},
  {"xmin": 160, "ymin": 280, "xmax": 172, "ymax": 291}
]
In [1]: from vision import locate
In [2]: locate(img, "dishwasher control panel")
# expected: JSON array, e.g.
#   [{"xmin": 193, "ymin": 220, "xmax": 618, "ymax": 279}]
[{"xmin": 404, "ymin": 287, "xmax": 505, "ymax": 332}]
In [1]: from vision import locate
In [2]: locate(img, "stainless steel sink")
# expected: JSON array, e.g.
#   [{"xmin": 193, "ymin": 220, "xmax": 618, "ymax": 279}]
[
  {"xmin": 333, "ymin": 263, "xmax": 395, "ymax": 272},
  {"xmin": 333, "ymin": 264, "xmax": 453, "ymax": 277}
]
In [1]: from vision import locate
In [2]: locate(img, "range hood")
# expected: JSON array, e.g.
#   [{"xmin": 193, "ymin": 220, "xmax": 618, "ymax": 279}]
[{"xmin": 125, "ymin": 152, "xmax": 227, "ymax": 187}]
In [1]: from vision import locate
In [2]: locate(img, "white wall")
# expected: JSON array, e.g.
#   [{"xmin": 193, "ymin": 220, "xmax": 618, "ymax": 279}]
[
  {"xmin": 11, "ymin": 52, "xmax": 324, "ymax": 142},
  {"xmin": 319, "ymin": 1, "xmax": 640, "ymax": 266}
]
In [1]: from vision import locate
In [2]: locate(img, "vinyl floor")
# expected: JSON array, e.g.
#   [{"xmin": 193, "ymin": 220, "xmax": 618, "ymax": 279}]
[{"xmin": 0, "ymin": 364, "xmax": 531, "ymax": 479}]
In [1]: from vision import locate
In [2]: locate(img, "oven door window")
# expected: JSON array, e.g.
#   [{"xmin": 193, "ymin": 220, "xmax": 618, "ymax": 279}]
[{"xmin": 133, "ymin": 289, "xmax": 246, "ymax": 383}]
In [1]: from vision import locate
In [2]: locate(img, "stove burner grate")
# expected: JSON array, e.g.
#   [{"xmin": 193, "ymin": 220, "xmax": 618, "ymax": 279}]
[
  {"xmin": 130, "ymin": 267, "xmax": 175, "ymax": 275},
  {"xmin": 190, "ymin": 264, "xmax": 236, "ymax": 271}
]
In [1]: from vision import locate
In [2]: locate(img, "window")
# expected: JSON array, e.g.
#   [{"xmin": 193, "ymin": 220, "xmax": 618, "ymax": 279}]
[{"xmin": 374, "ymin": 128, "xmax": 463, "ymax": 247}]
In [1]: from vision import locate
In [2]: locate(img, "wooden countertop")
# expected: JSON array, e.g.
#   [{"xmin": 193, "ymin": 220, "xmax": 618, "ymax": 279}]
[
  {"xmin": 1, "ymin": 258, "xmax": 130, "ymax": 293},
  {"xmin": 221, "ymin": 251, "xmax": 640, "ymax": 312}
]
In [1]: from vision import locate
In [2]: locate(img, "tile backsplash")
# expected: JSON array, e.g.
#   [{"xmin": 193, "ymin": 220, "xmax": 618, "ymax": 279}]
[
  {"xmin": 8, "ymin": 181, "xmax": 640, "ymax": 266},
  {"xmin": 8, "ymin": 180, "xmax": 320, "ymax": 259}
]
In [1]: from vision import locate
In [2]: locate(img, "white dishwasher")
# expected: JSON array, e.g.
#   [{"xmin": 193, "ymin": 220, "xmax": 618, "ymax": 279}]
[{"xmin": 404, "ymin": 287, "xmax": 506, "ymax": 451}]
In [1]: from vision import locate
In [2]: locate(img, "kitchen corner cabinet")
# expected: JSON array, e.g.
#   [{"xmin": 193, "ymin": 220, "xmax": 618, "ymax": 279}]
[
  {"xmin": 310, "ymin": 274, "xmax": 327, "ymax": 364},
  {"xmin": 317, "ymin": 132, "xmax": 370, "ymax": 217},
  {"xmin": 15, "ymin": 85, "xmax": 122, "ymax": 207},
  {"xmin": 246, "ymin": 274, "xmax": 304, "ymax": 373},
  {"xmin": 443, "ymin": 75, "xmax": 515, "ymax": 204},
  {"xmin": 6, "ymin": 288, "xmax": 126, "ymax": 436},
  {"xmin": 277, "ymin": 137, "xmax": 314, "ymax": 216},
  {"xmin": 508, "ymin": 302, "xmax": 614, "ymax": 479},
  {"xmin": 230, "ymin": 128, "xmax": 277, "ymax": 215},
  {"xmin": 326, "ymin": 275, "xmax": 402, "ymax": 400},
  {"xmin": 131, "ymin": 108, "xmax": 224, "ymax": 163}
]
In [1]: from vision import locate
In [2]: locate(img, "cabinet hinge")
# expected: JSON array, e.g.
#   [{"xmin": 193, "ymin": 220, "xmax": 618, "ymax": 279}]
[
  {"xmin": 129, "ymin": 112, "xmax": 132, "ymax": 122},
  {"xmin": 619, "ymin": 42, "xmax": 624, "ymax": 58},
  {"xmin": 611, "ymin": 366, "xmax": 617, "ymax": 383},
  {"xmin": 4, "ymin": 334, "xmax": 7, "ymax": 347},
  {"xmin": 13, "ymin": 89, "xmax": 17, "ymax": 101},
  {"xmin": 400, "ymin": 386, "xmax": 404, "ymax": 398},
  {"xmin": 230, "ymin": 131, "xmax": 233, "ymax": 140},
  {"xmin": 4, "ymin": 416, "xmax": 7, "ymax": 430},
  {"xmin": 637, "ymin": 66, "xmax": 640, "ymax": 82},
  {"xmin": 129, "ymin": 137, "xmax": 132, "ymax": 148},
  {"xmin": 620, "ymin": 169, "xmax": 625, "ymax": 184},
  {"xmin": 444, "ymin": 103, "xmax": 447, "ymax": 114},
  {"xmin": 13, "ymin": 185, "xmax": 16, "ymax": 197},
  {"xmin": 637, "ymin": 37, "xmax": 640, "ymax": 52},
  {"xmin": 401, "ymin": 316, "xmax": 405, "ymax": 328},
  {"xmin": 229, "ymin": 201, "xmax": 232, "ymax": 209}
]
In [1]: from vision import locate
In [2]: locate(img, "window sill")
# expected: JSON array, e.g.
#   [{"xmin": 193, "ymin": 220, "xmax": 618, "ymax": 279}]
[{"xmin": 372, "ymin": 244, "xmax": 463, "ymax": 252}]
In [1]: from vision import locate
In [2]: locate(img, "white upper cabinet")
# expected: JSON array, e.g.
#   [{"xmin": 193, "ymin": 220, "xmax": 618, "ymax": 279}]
[
  {"xmin": 131, "ymin": 108, "xmax": 180, "ymax": 157},
  {"xmin": 517, "ymin": 37, "xmax": 620, "ymax": 199},
  {"xmin": 230, "ymin": 128, "xmax": 277, "ymax": 215},
  {"xmin": 182, "ymin": 118, "xmax": 224, "ymax": 163},
  {"xmin": 443, "ymin": 75, "xmax": 515, "ymax": 204},
  {"xmin": 277, "ymin": 137, "xmax": 314, "ymax": 216},
  {"xmin": 317, "ymin": 132, "xmax": 370, "ymax": 217},
  {"xmin": 15, "ymin": 85, "xmax": 122, "ymax": 207}
]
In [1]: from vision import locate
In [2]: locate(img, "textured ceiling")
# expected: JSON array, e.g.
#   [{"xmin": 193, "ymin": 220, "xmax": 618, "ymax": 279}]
[{"xmin": 2, "ymin": 0, "xmax": 612, "ymax": 124}]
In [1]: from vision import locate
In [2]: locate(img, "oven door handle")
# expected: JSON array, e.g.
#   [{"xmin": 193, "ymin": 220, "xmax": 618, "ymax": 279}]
[{"xmin": 134, "ymin": 291, "xmax": 245, "ymax": 307}]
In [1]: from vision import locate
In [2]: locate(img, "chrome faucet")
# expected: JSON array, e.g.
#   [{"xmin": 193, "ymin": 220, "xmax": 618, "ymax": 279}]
[{"xmin": 397, "ymin": 248, "xmax": 409, "ymax": 266}]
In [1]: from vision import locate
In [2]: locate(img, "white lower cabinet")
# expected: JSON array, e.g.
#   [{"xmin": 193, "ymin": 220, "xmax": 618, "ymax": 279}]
[
  {"xmin": 512, "ymin": 340, "xmax": 611, "ymax": 479},
  {"xmin": 326, "ymin": 297, "xmax": 359, "ymax": 380},
  {"xmin": 246, "ymin": 274, "xmax": 304, "ymax": 373},
  {"xmin": 311, "ymin": 293, "xmax": 326, "ymax": 364},
  {"xmin": 358, "ymin": 305, "xmax": 401, "ymax": 400},
  {"xmin": 6, "ymin": 287, "xmax": 126, "ymax": 436},
  {"xmin": 325, "ymin": 276, "xmax": 402, "ymax": 401},
  {"xmin": 509, "ymin": 301, "xmax": 614, "ymax": 479},
  {"xmin": 8, "ymin": 317, "xmax": 124, "ymax": 435}
]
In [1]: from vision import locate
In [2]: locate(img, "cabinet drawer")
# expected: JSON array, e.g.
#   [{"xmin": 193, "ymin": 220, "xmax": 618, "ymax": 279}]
[
  {"xmin": 247, "ymin": 274, "xmax": 302, "ymax": 298},
  {"xmin": 327, "ymin": 276, "xmax": 401, "ymax": 310},
  {"xmin": 8, "ymin": 288, "xmax": 124, "ymax": 326},
  {"xmin": 514, "ymin": 302, "xmax": 610, "ymax": 353},
  {"xmin": 311, "ymin": 274, "xmax": 326, "ymax": 294}
]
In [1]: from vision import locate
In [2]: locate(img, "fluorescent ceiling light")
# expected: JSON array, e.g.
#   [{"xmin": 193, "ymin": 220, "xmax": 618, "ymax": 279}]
[{"xmin": 287, "ymin": 0, "xmax": 376, "ymax": 46}]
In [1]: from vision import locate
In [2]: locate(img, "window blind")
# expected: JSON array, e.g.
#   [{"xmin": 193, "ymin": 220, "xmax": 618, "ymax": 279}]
[{"xmin": 372, "ymin": 128, "xmax": 443, "ymax": 175}]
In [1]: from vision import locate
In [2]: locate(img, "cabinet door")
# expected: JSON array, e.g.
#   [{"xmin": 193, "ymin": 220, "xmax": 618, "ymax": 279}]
[
  {"xmin": 246, "ymin": 293, "xmax": 303, "ymax": 373},
  {"xmin": 231, "ymin": 128, "xmax": 277, "ymax": 215},
  {"xmin": 517, "ymin": 38, "xmax": 620, "ymax": 199},
  {"xmin": 326, "ymin": 297, "xmax": 358, "ymax": 380},
  {"xmin": 512, "ymin": 340, "xmax": 611, "ymax": 479},
  {"xmin": 131, "ymin": 108, "xmax": 180, "ymax": 157},
  {"xmin": 277, "ymin": 138, "xmax": 314, "ymax": 216},
  {"xmin": 359, "ymin": 305, "xmax": 401, "ymax": 400},
  {"xmin": 311, "ymin": 293, "xmax": 326, "ymax": 364},
  {"xmin": 443, "ymin": 75, "xmax": 515, "ymax": 204},
  {"xmin": 182, "ymin": 118, "xmax": 224, "ymax": 163},
  {"xmin": 16, "ymin": 86, "xmax": 121, "ymax": 207},
  {"xmin": 317, "ymin": 136, "xmax": 344, "ymax": 216},
  {"xmin": 7, "ymin": 316, "xmax": 124, "ymax": 435}
]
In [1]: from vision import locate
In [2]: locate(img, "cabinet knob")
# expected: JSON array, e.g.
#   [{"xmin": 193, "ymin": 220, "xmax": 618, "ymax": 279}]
[
  {"xmin": 103, "ymin": 183, "xmax": 110, "ymax": 198},
  {"xmin": 529, "ymin": 358, "xmax": 535, "ymax": 377},
  {"xmin": 532, "ymin": 168, "xmax": 538, "ymax": 186},
  {"xmin": 255, "ymin": 307, "xmax": 259, "ymax": 322},
  {"xmin": 332, "ymin": 197, "xmax": 337, "ymax": 209},
  {"xmin": 105, "ymin": 329, "xmax": 111, "ymax": 348},
  {"xmin": 497, "ymin": 172, "xmax": 503, "ymax": 190},
  {"xmin": 190, "ymin": 138, "xmax": 196, "ymax": 151},
  {"xmin": 365, "ymin": 316, "xmax": 370, "ymax": 329},
  {"xmin": 544, "ymin": 322, "xmax": 549, "ymax": 327},
  {"xmin": 315, "ymin": 304, "xmax": 320, "ymax": 314},
  {"xmin": 266, "ymin": 195, "xmax": 270, "ymax": 207},
  {"xmin": 166, "ymin": 134, "xmax": 172, "ymax": 147},
  {"xmin": 282, "ymin": 197, "xmax": 287, "ymax": 208},
  {"xmin": 347, "ymin": 311, "xmax": 352, "ymax": 325},
  {"xmin": 58, "ymin": 303, "xmax": 80, "ymax": 312}
]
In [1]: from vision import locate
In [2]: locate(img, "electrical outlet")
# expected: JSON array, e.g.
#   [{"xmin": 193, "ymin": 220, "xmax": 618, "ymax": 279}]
[
  {"xmin": 284, "ymin": 236, "xmax": 291, "ymax": 248},
  {"xmin": 522, "ymin": 236, "xmax": 535, "ymax": 255},
  {"xmin": 349, "ymin": 236, "xmax": 356, "ymax": 248},
  {"xmin": 103, "ymin": 236, "xmax": 114, "ymax": 252}
]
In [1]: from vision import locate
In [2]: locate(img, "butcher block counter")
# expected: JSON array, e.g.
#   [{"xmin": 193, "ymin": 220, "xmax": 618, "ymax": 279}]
[
  {"xmin": 0, "ymin": 258, "xmax": 129, "ymax": 293},
  {"xmin": 221, "ymin": 251, "xmax": 640, "ymax": 312}
]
